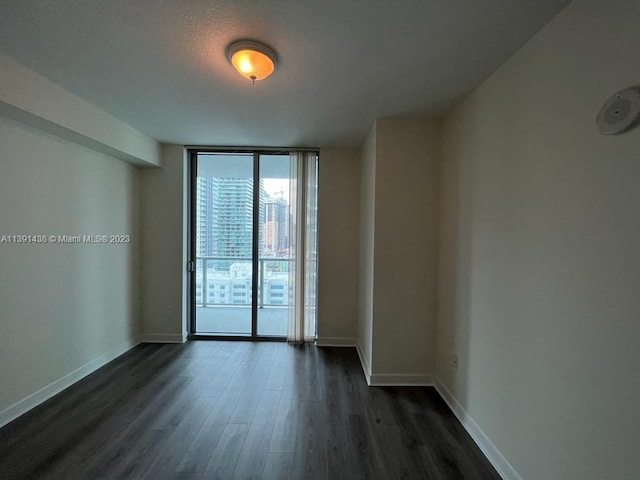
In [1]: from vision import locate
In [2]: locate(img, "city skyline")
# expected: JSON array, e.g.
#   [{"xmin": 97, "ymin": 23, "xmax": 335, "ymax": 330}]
[{"xmin": 196, "ymin": 176, "xmax": 291, "ymax": 260}]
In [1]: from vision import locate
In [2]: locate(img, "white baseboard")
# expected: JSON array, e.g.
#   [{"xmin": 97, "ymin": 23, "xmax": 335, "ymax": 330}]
[
  {"xmin": 354, "ymin": 343, "xmax": 432, "ymax": 386},
  {"xmin": 0, "ymin": 337, "xmax": 141, "ymax": 428},
  {"xmin": 141, "ymin": 333, "xmax": 187, "ymax": 343},
  {"xmin": 355, "ymin": 342, "xmax": 372, "ymax": 384},
  {"xmin": 315, "ymin": 337, "xmax": 356, "ymax": 347},
  {"xmin": 434, "ymin": 378, "xmax": 521, "ymax": 480},
  {"xmin": 368, "ymin": 373, "xmax": 432, "ymax": 386}
]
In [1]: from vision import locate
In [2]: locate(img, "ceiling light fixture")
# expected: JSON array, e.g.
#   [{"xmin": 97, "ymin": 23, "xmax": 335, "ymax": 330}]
[{"xmin": 226, "ymin": 40, "xmax": 277, "ymax": 84}]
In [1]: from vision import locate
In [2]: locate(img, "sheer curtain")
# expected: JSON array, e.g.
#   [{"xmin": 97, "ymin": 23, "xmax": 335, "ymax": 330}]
[{"xmin": 287, "ymin": 151, "xmax": 318, "ymax": 343}]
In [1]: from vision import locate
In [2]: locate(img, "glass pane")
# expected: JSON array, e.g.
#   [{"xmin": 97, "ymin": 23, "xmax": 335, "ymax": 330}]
[
  {"xmin": 257, "ymin": 155, "xmax": 290, "ymax": 336},
  {"xmin": 305, "ymin": 155, "xmax": 318, "ymax": 339},
  {"xmin": 195, "ymin": 153, "xmax": 253, "ymax": 335}
]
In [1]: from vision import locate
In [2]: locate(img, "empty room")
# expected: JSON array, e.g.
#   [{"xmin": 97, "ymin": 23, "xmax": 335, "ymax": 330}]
[{"xmin": 0, "ymin": 0, "xmax": 638, "ymax": 479}]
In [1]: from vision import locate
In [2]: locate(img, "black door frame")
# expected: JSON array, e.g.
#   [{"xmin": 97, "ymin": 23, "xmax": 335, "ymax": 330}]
[{"xmin": 187, "ymin": 148, "xmax": 290, "ymax": 341}]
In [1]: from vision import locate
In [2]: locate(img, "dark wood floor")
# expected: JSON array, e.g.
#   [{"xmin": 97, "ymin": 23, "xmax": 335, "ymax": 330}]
[{"xmin": 0, "ymin": 342, "xmax": 499, "ymax": 480}]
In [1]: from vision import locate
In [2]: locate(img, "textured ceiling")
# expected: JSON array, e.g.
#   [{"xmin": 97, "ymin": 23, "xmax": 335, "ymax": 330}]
[{"xmin": 0, "ymin": 0, "xmax": 570, "ymax": 147}]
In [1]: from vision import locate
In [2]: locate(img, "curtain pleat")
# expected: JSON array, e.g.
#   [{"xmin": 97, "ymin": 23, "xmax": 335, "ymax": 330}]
[{"xmin": 287, "ymin": 151, "xmax": 318, "ymax": 343}]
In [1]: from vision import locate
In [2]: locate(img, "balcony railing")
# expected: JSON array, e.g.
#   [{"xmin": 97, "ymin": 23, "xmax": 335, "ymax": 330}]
[{"xmin": 195, "ymin": 256, "xmax": 291, "ymax": 308}]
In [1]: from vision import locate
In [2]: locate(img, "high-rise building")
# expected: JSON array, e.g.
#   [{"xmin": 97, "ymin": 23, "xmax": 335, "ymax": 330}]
[
  {"xmin": 262, "ymin": 196, "xmax": 288, "ymax": 256},
  {"xmin": 196, "ymin": 177, "xmax": 265, "ymax": 260},
  {"xmin": 196, "ymin": 177, "xmax": 209, "ymax": 257}
]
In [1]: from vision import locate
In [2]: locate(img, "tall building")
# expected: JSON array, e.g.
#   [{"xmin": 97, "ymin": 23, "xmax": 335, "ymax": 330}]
[
  {"xmin": 196, "ymin": 177, "xmax": 265, "ymax": 259},
  {"xmin": 195, "ymin": 177, "xmax": 209, "ymax": 257},
  {"xmin": 262, "ymin": 196, "xmax": 288, "ymax": 256}
]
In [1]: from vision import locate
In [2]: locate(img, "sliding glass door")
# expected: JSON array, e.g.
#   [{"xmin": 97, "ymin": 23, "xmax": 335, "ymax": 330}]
[
  {"xmin": 257, "ymin": 155, "xmax": 291, "ymax": 336},
  {"xmin": 189, "ymin": 151, "xmax": 309, "ymax": 339},
  {"xmin": 193, "ymin": 152, "xmax": 254, "ymax": 335}
]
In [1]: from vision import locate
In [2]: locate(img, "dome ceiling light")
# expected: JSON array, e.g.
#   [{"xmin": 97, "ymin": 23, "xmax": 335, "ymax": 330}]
[{"xmin": 226, "ymin": 40, "xmax": 277, "ymax": 84}]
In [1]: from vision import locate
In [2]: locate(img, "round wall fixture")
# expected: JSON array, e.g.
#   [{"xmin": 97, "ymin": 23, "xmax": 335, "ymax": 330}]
[
  {"xmin": 226, "ymin": 40, "xmax": 277, "ymax": 84},
  {"xmin": 596, "ymin": 87, "xmax": 640, "ymax": 135}
]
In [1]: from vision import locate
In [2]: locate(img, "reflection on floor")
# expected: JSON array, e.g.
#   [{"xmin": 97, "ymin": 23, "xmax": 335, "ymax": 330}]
[{"xmin": 0, "ymin": 341, "xmax": 500, "ymax": 479}]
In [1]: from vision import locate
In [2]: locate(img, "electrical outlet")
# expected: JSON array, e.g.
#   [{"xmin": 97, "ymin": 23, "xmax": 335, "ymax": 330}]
[
  {"xmin": 453, "ymin": 355, "xmax": 459, "ymax": 370},
  {"xmin": 168, "ymin": 306, "xmax": 173, "ymax": 316}
]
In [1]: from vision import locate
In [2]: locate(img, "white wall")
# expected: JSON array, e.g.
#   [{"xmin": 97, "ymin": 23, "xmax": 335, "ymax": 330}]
[
  {"xmin": 139, "ymin": 144, "xmax": 188, "ymax": 342},
  {"xmin": 0, "ymin": 52, "xmax": 160, "ymax": 167},
  {"xmin": 357, "ymin": 118, "xmax": 440, "ymax": 383},
  {"xmin": 372, "ymin": 118, "xmax": 440, "ymax": 380},
  {"xmin": 0, "ymin": 116, "xmax": 140, "ymax": 424},
  {"xmin": 316, "ymin": 148, "xmax": 361, "ymax": 345},
  {"xmin": 358, "ymin": 126, "xmax": 376, "ymax": 374},
  {"xmin": 436, "ymin": 0, "xmax": 640, "ymax": 478}
]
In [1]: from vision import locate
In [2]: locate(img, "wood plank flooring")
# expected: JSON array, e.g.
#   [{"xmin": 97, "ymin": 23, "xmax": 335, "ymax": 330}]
[{"xmin": 0, "ymin": 342, "xmax": 500, "ymax": 479}]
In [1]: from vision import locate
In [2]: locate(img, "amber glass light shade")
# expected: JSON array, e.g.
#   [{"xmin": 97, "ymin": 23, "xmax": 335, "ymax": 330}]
[{"xmin": 227, "ymin": 41, "xmax": 277, "ymax": 83}]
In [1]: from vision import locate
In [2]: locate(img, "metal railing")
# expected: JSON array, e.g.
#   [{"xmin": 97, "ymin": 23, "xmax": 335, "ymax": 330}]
[{"xmin": 195, "ymin": 256, "xmax": 291, "ymax": 308}]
